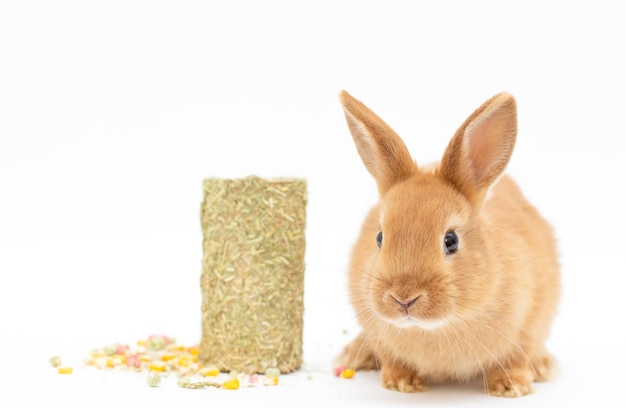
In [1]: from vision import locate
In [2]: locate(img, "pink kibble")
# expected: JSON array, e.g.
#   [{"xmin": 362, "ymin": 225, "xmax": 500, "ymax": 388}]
[
  {"xmin": 126, "ymin": 354, "xmax": 141, "ymax": 368},
  {"xmin": 116, "ymin": 344, "xmax": 130, "ymax": 355},
  {"xmin": 333, "ymin": 366, "xmax": 344, "ymax": 377},
  {"xmin": 248, "ymin": 373, "xmax": 259, "ymax": 383}
]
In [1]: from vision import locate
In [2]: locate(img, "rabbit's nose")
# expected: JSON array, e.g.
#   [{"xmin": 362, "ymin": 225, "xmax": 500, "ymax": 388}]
[{"xmin": 393, "ymin": 296, "xmax": 420, "ymax": 310}]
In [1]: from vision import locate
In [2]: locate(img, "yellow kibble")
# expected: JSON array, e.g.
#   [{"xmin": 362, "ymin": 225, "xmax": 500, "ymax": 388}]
[
  {"xmin": 137, "ymin": 339, "xmax": 147, "ymax": 347},
  {"xmin": 167, "ymin": 344, "xmax": 186, "ymax": 351},
  {"xmin": 188, "ymin": 347, "xmax": 199, "ymax": 356},
  {"xmin": 177, "ymin": 356, "xmax": 190, "ymax": 367},
  {"xmin": 139, "ymin": 355, "xmax": 153, "ymax": 363},
  {"xmin": 149, "ymin": 361, "xmax": 167, "ymax": 372},
  {"xmin": 341, "ymin": 368, "xmax": 355, "ymax": 379},
  {"xmin": 58, "ymin": 367, "xmax": 73, "ymax": 374},
  {"xmin": 161, "ymin": 353, "xmax": 177, "ymax": 362},
  {"xmin": 222, "ymin": 378, "xmax": 240, "ymax": 390},
  {"xmin": 198, "ymin": 366, "xmax": 219, "ymax": 377}
]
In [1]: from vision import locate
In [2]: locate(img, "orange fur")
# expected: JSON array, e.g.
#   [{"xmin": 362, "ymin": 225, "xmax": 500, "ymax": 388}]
[{"xmin": 337, "ymin": 90, "xmax": 560, "ymax": 397}]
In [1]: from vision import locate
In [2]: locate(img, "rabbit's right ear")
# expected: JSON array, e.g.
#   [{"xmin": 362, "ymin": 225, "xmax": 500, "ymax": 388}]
[
  {"xmin": 339, "ymin": 90, "xmax": 417, "ymax": 195},
  {"xmin": 440, "ymin": 93, "xmax": 517, "ymax": 203}
]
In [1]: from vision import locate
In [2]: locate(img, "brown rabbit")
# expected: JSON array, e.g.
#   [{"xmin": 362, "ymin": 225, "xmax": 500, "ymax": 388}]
[{"xmin": 336, "ymin": 90, "xmax": 560, "ymax": 397}]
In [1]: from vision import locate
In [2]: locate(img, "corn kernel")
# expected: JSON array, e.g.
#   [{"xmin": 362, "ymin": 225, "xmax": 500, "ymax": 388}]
[
  {"xmin": 161, "ymin": 353, "xmax": 177, "ymax": 362},
  {"xmin": 222, "ymin": 378, "xmax": 239, "ymax": 390},
  {"xmin": 198, "ymin": 366, "xmax": 219, "ymax": 377},
  {"xmin": 58, "ymin": 366, "xmax": 73, "ymax": 374},
  {"xmin": 149, "ymin": 361, "xmax": 167, "ymax": 372},
  {"xmin": 177, "ymin": 356, "xmax": 190, "ymax": 367},
  {"xmin": 341, "ymin": 368, "xmax": 355, "ymax": 379}
]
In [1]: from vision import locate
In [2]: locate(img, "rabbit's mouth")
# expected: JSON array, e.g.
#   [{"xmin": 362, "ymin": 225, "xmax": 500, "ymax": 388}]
[{"xmin": 383, "ymin": 314, "xmax": 448, "ymax": 330}]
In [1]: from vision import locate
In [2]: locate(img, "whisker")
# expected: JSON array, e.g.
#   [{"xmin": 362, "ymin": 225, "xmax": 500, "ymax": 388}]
[
  {"xmin": 445, "ymin": 316, "xmax": 490, "ymax": 396},
  {"xmin": 449, "ymin": 300, "xmax": 538, "ymax": 378},
  {"xmin": 449, "ymin": 312, "xmax": 515, "ymax": 394}
]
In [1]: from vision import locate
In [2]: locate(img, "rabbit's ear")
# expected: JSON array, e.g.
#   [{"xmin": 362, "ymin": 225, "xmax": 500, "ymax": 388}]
[
  {"xmin": 339, "ymin": 90, "xmax": 417, "ymax": 195},
  {"xmin": 440, "ymin": 93, "xmax": 517, "ymax": 202}
]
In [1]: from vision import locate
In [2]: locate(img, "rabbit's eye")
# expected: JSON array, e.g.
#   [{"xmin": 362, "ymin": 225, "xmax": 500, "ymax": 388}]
[
  {"xmin": 444, "ymin": 231, "xmax": 459, "ymax": 254},
  {"xmin": 376, "ymin": 231, "xmax": 383, "ymax": 248}
]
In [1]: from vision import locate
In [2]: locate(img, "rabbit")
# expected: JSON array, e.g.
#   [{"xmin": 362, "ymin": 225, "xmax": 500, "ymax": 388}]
[{"xmin": 335, "ymin": 90, "xmax": 560, "ymax": 397}]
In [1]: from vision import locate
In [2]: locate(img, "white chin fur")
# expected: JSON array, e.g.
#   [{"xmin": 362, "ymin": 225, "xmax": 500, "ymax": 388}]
[{"xmin": 385, "ymin": 316, "xmax": 448, "ymax": 330}]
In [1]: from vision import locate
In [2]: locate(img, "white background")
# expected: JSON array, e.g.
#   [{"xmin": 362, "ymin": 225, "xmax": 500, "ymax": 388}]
[{"xmin": 1, "ymin": 1, "xmax": 624, "ymax": 406}]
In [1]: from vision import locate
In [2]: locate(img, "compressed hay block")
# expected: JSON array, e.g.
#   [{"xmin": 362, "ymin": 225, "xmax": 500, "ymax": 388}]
[{"xmin": 199, "ymin": 176, "xmax": 307, "ymax": 374}]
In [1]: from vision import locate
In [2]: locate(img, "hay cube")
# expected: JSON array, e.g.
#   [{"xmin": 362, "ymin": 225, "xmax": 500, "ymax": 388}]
[{"xmin": 199, "ymin": 176, "xmax": 307, "ymax": 374}]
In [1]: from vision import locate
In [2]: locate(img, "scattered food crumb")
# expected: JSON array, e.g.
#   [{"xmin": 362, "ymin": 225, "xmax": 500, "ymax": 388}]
[
  {"xmin": 58, "ymin": 366, "xmax": 73, "ymax": 375},
  {"xmin": 146, "ymin": 372, "xmax": 161, "ymax": 387}
]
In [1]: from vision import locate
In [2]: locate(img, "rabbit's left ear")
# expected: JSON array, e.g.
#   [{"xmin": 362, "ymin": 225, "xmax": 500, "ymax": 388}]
[
  {"xmin": 440, "ymin": 93, "xmax": 517, "ymax": 202},
  {"xmin": 339, "ymin": 90, "xmax": 417, "ymax": 195}
]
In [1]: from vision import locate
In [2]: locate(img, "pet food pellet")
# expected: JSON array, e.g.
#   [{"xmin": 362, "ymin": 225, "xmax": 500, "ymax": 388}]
[
  {"xmin": 262, "ymin": 376, "xmax": 279, "ymax": 386},
  {"xmin": 222, "ymin": 378, "xmax": 240, "ymax": 390},
  {"xmin": 332, "ymin": 366, "xmax": 344, "ymax": 377},
  {"xmin": 160, "ymin": 353, "xmax": 177, "ymax": 362},
  {"xmin": 146, "ymin": 372, "xmax": 161, "ymax": 387},
  {"xmin": 341, "ymin": 368, "xmax": 355, "ymax": 379},
  {"xmin": 199, "ymin": 366, "xmax": 219, "ymax": 377},
  {"xmin": 177, "ymin": 356, "xmax": 190, "ymax": 368},
  {"xmin": 148, "ymin": 335, "xmax": 169, "ymax": 351},
  {"xmin": 265, "ymin": 367, "xmax": 281, "ymax": 378},
  {"xmin": 58, "ymin": 367, "xmax": 73, "ymax": 374},
  {"xmin": 49, "ymin": 356, "xmax": 62, "ymax": 367},
  {"xmin": 178, "ymin": 377, "xmax": 192, "ymax": 387},
  {"xmin": 149, "ymin": 361, "xmax": 166, "ymax": 372}
]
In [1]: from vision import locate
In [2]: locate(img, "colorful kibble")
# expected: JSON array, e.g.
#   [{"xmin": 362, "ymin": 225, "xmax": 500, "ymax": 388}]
[
  {"xmin": 126, "ymin": 354, "xmax": 141, "ymax": 368},
  {"xmin": 265, "ymin": 367, "xmax": 281, "ymax": 379},
  {"xmin": 146, "ymin": 372, "xmax": 162, "ymax": 387},
  {"xmin": 178, "ymin": 376, "xmax": 191, "ymax": 387},
  {"xmin": 160, "ymin": 353, "xmax": 177, "ymax": 362},
  {"xmin": 148, "ymin": 335, "xmax": 168, "ymax": 351},
  {"xmin": 332, "ymin": 365, "xmax": 344, "ymax": 377},
  {"xmin": 149, "ymin": 361, "xmax": 167, "ymax": 372},
  {"xmin": 262, "ymin": 376, "xmax": 279, "ymax": 386},
  {"xmin": 199, "ymin": 366, "xmax": 220, "ymax": 377},
  {"xmin": 222, "ymin": 378, "xmax": 240, "ymax": 390},
  {"xmin": 341, "ymin": 368, "xmax": 355, "ymax": 379},
  {"xmin": 83, "ymin": 335, "xmax": 294, "ymax": 390},
  {"xmin": 58, "ymin": 366, "xmax": 73, "ymax": 374},
  {"xmin": 49, "ymin": 356, "xmax": 62, "ymax": 367},
  {"xmin": 177, "ymin": 356, "xmax": 190, "ymax": 368}
]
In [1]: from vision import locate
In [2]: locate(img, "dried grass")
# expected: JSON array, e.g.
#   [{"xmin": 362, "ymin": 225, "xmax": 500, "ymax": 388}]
[{"xmin": 199, "ymin": 176, "xmax": 307, "ymax": 374}]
